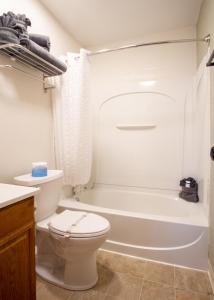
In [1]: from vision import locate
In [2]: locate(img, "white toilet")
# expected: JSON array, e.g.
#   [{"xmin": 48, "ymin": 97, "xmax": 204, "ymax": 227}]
[{"xmin": 14, "ymin": 170, "xmax": 110, "ymax": 290}]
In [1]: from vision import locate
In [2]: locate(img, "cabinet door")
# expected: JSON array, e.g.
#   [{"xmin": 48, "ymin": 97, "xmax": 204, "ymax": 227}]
[{"xmin": 0, "ymin": 228, "xmax": 35, "ymax": 300}]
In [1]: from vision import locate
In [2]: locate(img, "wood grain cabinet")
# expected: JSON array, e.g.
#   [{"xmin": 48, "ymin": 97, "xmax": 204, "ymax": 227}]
[{"xmin": 0, "ymin": 197, "xmax": 36, "ymax": 300}]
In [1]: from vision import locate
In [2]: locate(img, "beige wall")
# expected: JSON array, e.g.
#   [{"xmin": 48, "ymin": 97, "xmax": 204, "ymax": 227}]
[
  {"xmin": 0, "ymin": 0, "xmax": 80, "ymax": 183},
  {"xmin": 197, "ymin": 0, "xmax": 214, "ymax": 268}
]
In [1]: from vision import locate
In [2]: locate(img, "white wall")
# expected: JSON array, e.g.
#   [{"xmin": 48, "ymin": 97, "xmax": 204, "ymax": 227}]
[
  {"xmin": 89, "ymin": 27, "xmax": 197, "ymax": 192},
  {"xmin": 0, "ymin": 0, "xmax": 80, "ymax": 183}
]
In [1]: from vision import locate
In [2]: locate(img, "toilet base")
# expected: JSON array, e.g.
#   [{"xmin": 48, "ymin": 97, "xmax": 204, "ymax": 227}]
[
  {"xmin": 36, "ymin": 216, "xmax": 109, "ymax": 291},
  {"xmin": 36, "ymin": 263, "xmax": 98, "ymax": 291}
]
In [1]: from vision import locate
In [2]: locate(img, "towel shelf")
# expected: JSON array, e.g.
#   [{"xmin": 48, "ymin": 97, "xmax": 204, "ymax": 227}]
[
  {"xmin": 0, "ymin": 64, "xmax": 54, "ymax": 90},
  {"xmin": 116, "ymin": 124, "xmax": 156, "ymax": 130},
  {"xmin": 0, "ymin": 43, "xmax": 64, "ymax": 77}
]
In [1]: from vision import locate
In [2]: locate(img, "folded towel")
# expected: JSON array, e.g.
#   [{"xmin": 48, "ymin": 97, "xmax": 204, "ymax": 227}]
[
  {"xmin": 29, "ymin": 33, "xmax": 50, "ymax": 51},
  {"xmin": 0, "ymin": 12, "xmax": 31, "ymax": 39},
  {"xmin": 0, "ymin": 13, "xmax": 16, "ymax": 28},
  {"xmin": 0, "ymin": 27, "xmax": 20, "ymax": 44},
  {"xmin": 13, "ymin": 14, "xmax": 31, "ymax": 38},
  {"xmin": 20, "ymin": 38, "xmax": 67, "ymax": 72}
]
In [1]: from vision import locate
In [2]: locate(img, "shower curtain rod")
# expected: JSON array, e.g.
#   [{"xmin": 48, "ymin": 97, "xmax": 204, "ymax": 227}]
[{"xmin": 89, "ymin": 35, "xmax": 210, "ymax": 56}]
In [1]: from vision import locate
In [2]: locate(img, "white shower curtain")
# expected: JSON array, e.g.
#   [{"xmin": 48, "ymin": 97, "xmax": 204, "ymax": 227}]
[
  {"xmin": 52, "ymin": 49, "xmax": 92, "ymax": 187},
  {"xmin": 183, "ymin": 51, "xmax": 210, "ymax": 208}
]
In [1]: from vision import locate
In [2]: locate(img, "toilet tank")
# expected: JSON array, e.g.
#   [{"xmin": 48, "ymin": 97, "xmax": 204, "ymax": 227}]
[{"xmin": 14, "ymin": 170, "xmax": 63, "ymax": 221}]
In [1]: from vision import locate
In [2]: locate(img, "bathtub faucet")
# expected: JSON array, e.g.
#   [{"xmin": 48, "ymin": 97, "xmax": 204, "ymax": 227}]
[
  {"xmin": 73, "ymin": 196, "xmax": 80, "ymax": 202},
  {"xmin": 72, "ymin": 185, "xmax": 82, "ymax": 202}
]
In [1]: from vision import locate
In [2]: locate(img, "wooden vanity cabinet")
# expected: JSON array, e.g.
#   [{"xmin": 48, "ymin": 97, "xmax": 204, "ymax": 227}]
[{"xmin": 0, "ymin": 197, "xmax": 36, "ymax": 300}]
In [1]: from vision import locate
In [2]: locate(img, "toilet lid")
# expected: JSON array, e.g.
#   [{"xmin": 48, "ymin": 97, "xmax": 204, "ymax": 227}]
[{"xmin": 48, "ymin": 210, "xmax": 110, "ymax": 238}]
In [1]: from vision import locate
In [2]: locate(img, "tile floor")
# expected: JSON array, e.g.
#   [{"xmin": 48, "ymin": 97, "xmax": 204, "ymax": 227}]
[{"xmin": 37, "ymin": 250, "xmax": 214, "ymax": 300}]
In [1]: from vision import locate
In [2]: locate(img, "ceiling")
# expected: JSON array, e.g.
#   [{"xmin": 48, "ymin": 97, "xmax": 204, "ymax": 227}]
[{"xmin": 40, "ymin": 0, "xmax": 203, "ymax": 47}]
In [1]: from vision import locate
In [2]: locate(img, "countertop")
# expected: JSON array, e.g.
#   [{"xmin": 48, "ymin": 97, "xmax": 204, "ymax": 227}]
[{"xmin": 0, "ymin": 183, "xmax": 40, "ymax": 209}]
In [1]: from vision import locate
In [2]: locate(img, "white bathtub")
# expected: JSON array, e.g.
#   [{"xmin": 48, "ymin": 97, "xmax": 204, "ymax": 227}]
[{"xmin": 59, "ymin": 185, "xmax": 208, "ymax": 270}]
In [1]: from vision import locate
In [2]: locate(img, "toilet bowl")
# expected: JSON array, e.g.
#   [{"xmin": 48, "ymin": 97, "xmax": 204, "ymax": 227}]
[{"xmin": 14, "ymin": 170, "xmax": 110, "ymax": 290}]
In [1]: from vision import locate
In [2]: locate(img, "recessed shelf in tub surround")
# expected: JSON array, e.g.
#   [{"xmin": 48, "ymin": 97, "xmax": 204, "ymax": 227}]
[{"xmin": 0, "ymin": 183, "xmax": 39, "ymax": 209}]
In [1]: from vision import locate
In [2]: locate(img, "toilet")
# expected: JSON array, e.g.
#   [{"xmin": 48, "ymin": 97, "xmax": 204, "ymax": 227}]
[{"xmin": 14, "ymin": 170, "xmax": 110, "ymax": 290}]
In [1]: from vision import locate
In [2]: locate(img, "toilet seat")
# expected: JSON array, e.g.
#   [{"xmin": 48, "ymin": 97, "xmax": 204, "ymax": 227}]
[{"xmin": 48, "ymin": 210, "xmax": 110, "ymax": 238}]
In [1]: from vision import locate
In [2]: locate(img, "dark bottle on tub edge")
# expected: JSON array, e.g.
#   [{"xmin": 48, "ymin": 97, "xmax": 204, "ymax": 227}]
[{"xmin": 179, "ymin": 177, "xmax": 199, "ymax": 203}]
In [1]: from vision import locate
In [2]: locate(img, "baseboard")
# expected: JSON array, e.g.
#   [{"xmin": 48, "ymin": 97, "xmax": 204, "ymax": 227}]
[{"xmin": 208, "ymin": 260, "xmax": 214, "ymax": 293}]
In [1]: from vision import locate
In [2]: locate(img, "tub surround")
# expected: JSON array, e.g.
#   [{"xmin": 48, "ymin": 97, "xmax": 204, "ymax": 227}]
[
  {"xmin": 89, "ymin": 27, "xmax": 197, "ymax": 193},
  {"xmin": 0, "ymin": 182, "xmax": 39, "ymax": 208}
]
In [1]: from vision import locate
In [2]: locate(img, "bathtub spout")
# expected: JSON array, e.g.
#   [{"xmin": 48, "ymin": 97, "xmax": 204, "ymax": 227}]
[{"xmin": 73, "ymin": 196, "xmax": 80, "ymax": 202}]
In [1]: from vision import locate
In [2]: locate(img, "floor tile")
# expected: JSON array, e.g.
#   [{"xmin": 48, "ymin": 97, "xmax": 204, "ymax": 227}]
[
  {"xmin": 106, "ymin": 271, "xmax": 143, "ymax": 300},
  {"xmin": 36, "ymin": 281, "xmax": 72, "ymax": 300},
  {"xmin": 36, "ymin": 251, "xmax": 213, "ymax": 300},
  {"xmin": 36, "ymin": 276, "xmax": 46, "ymax": 291},
  {"xmin": 97, "ymin": 250, "xmax": 146, "ymax": 277},
  {"xmin": 143, "ymin": 261, "xmax": 174, "ymax": 286},
  {"xmin": 95, "ymin": 263, "xmax": 115, "ymax": 293},
  {"xmin": 68, "ymin": 290, "xmax": 106, "ymax": 300},
  {"xmin": 175, "ymin": 267, "xmax": 212, "ymax": 294},
  {"xmin": 140, "ymin": 280, "xmax": 174, "ymax": 300},
  {"xmin": 176, "ymin": 289, "xmax": 212, "ymax": 300},
  {"xmin": 104, "ymin": 295, "xmax": 123, "ymax": 300}
]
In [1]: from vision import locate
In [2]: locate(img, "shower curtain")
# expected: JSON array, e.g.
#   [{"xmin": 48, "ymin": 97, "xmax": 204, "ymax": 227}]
[
  {"xmin": 183, "ymin": 51, "xmax": 210, "ymax": 209},
  {"xmin": 52, "ymin": 49, "xmax": 92, "ymax": 187}
]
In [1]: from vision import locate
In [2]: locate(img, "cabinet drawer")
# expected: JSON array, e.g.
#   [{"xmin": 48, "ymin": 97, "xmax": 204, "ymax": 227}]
[{"xmin": 0, "ymin": 198, "xmax": 34, "ymax": 240}]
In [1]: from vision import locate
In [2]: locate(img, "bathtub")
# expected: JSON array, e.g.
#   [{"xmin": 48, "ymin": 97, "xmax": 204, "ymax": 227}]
[{"xmin": 58, "ymin": 185, "xmax": 208, "ymax": 270}]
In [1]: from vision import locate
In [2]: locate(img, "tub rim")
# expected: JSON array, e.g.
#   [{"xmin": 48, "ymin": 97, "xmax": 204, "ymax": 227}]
[{"xmin": 58, "ymin": 198, "xmax": 208, "ymax": 228}]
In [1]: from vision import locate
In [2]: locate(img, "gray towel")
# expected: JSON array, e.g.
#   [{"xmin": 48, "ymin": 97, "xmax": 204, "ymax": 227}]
[
  {"xmin": 0, "ymin": 27, "xmax": 19, "ymax": 44},
  {"xmin": 0, "ymin": 13, "xmax": 16, "ymax": 28},
  {"xmin": 29, "ymin": 33, "xmax": 50, "ymax": 51},
  {"xmin": 20, "ymin": 38, "xmax": 67, "ymax": 72},
  {"xmin": 3, "ymin": 12, "xmax": 31, "ymax": 38}
]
